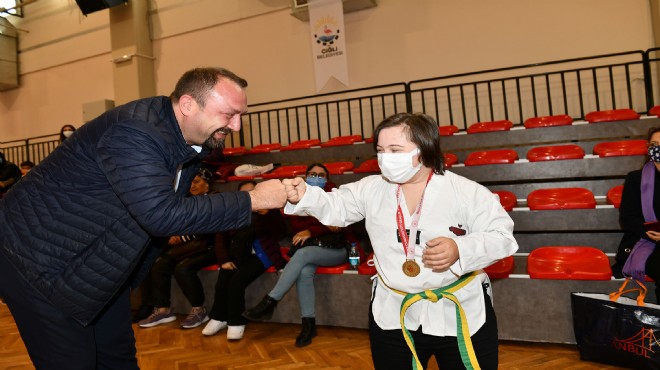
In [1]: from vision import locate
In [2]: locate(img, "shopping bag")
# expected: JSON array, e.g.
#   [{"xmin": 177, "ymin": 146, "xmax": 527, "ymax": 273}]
[{"xmin": 571, "ymin": 278, "xmax": 660, "ymax": 369}]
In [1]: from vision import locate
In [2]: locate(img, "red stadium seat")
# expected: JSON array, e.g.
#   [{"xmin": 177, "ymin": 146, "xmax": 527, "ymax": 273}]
[
  {"xmin": 649, "ymin": 106, "xmax": 660, "ymax": 116},
  {"xmin": 607, "ymin": 185, "xmax": 624, "ymax": 208},
  {"xmin": 467, "ymin": 120, "xmax": 513, "ymax": 134},
  {"xmin": 280, "ymin": 139, "xmax": 322, "ymax": 151},
  {"xmin": 358, "ymin": 253, "xmax": 377, "ymax": 275},
  {"xmin": 585, "ymin": 108, "xmax": 640, "ymax": 123},
  {"xmin": 593, "ymin": 140, "xmax": 647, "ymax": 157},
  {"xmin": 527, "ymin": 246, "xmax": 612, "ymax": 280},
  {"xmin": 523, "ymin": 114, "xmax": 573, "ymax": 129},
  {"xmin": 222, "ymin": 146, "xmax": 246, "ymax": 156},
  {"xmin": 317, "ymin": 263, "xmax": 350, "ymax": 274},
  {"xmin": 246, "ymin": 143, "xmax": 281, "ymax": 154},
  {"xmin": 261, "ymin": 165, "xmax": 307, "ymax": 179},
  {"xmin": 464, "ymin": 149, "xmax": 518, "ymax": 166},
  {"xmin": 526, "ymin": 144, "xmax": 585, "ymax": 162},
  {"xmin": 483, "ymin": 256, "xmax": 514, "ymax": 279},
  {"xmin": 320, "ymin": 135, "xmax": 363, "ymax": 147},
  {"xmin": 227, "ymin": 175, "xmax": 257, "ymax": 182},
  {"xmin": 439, "ymin": 125, "xmax": 459, "ymax": 136},
  {"xmin": 527, "ymin": 188, "xmax": 596, "ymax": 210},
  {"xmin": 324, "ymin": 161, "xmax": 355, "ymax": 175},
  {"xmin": 444, "ymin": 153, "xmax": 458, "ymax": 168},
  {"xmin": 492, "ymin": 190, "xmax": 517, "ymax": 211},
  {"xmin": 364, "ymin": 137, "xmax": 374, "ymax": 143},
  {"xmin": 354, "ymin": 158, "xmax": 380, "ymax": 173}
]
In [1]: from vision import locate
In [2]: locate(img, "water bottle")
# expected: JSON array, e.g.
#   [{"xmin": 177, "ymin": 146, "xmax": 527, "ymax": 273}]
[{"xmin": 349, "ymin": 243, "xmax": 360, "ymax": 270}]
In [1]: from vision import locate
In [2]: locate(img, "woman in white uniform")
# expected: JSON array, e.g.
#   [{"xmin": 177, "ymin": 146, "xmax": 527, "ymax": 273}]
[{"xmin": 282, "ymin": 113, "xmax": 518, "ymax": 370}]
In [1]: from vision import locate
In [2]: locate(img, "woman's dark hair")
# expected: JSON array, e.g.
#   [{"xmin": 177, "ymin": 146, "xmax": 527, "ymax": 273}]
[
  {"xmin": 170, "ymin": 67, "xmax": 248, "ymax": 108},
  {"xmin": 305, "ymin": 163, "xmax": 330, "ymax": 181},
  {"xmin": 648, "ymin": 127, "xmax": 660, "ymax": 142},
  {"xmin": 372, "ymin": 112, "xmax": 445, "ymax": 174},
  {"xmin": 237, "ymin": 180, "xmax": 257, "ymax": 191},
  {"xmin": 59, "ymin": 124, "xmax": 76, "ymax": 142}
]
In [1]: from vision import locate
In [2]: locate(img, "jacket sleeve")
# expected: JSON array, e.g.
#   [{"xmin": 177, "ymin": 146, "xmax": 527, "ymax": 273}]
[
  {"xmin": 96, "ymin": 121, "xmax": 252, "ymax": 237},
  {"xmin": 619, "ymin": 170, "xmax": 650, "ymax": 241}
]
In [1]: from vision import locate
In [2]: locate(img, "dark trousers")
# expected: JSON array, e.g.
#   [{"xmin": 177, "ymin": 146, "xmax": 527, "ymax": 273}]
[
  {"xmin": 0, "ymin": 252, "xmax": 139, "ymax": 370},
  {"xmin": 209, "ymin": 255, "xmax": 267, "ymax": 326},
  {"xmin": 369, "ymin": 285, "xmax": 498, "ymax": 370},
  {"xmin": 150, "ymin": 245, "xmax": 216, "ymax": 308}
]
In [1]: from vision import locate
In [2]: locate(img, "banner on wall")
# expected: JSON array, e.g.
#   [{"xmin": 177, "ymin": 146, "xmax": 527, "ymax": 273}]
[{"xmin": 308, "ymin": 0, "xmax": 349, "ymax": 91}]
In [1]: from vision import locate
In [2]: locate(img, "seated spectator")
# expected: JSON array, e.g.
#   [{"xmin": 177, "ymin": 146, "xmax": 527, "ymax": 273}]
[
  {"xmin": 59, "ymin": 124, "xmax": 76, "ymax": 144},
  {"xmin": 243, "ymin": 163, "xmax": 353, "ymax": 347},
  {"xmin": 19, "ymin": 161, "xmax": 34, "ymax": 177},
  {"xmin": 613, "ymin": 126, "xmax": 660, "ymax": 302},
  {"xmin": 138, "ymin": 168, "xmax": 218, "ymax": 329},
  {"xmin": 202, "ymin": 180, "xmax": 287, "ymax": 340},
  {"xmin": 0, "ymin": 151, "xmax": 21, "ymax": 197}
]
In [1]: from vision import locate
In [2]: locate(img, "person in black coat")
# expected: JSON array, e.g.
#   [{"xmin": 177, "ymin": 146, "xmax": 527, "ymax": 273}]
[
  {"xmin": 0, "ymin": 67, "xmax": 287, "ymax": 369},
  {"xmin": 613, "ymin": 126, "xmax": 660, "ymax": 302}
]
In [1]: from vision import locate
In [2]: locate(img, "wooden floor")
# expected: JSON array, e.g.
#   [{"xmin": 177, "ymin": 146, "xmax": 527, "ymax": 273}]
[{"xmin": 0, "ymin": 303, "xmax": 627, "ymax": 369}]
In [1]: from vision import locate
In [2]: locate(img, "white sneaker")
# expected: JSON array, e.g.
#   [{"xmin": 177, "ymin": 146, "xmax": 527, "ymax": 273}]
[
  {"xmin": 227, "ymin": 325, "xmax": 245, "ymax": 340},
  {"xmin": 202, "ymin": 319, "xmax": 228, "ymax": 336}
]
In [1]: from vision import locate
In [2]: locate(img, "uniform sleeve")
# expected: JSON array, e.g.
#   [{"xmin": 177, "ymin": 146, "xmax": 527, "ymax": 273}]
[
  {"xmin": 450, "ymin": 179, "xmax": 519, "ymax": 275},
  {"xmin": 96, "ymin": 121, "xmax": 252, "ymax": 237},
  {"xmin": 284, "ymin": 178, "xmax": 368, "ymax": 227}
]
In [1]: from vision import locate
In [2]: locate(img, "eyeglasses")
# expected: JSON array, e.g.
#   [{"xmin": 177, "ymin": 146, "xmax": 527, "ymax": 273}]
[{"xmin": 307, "ymin": 172, "xmax": 327, "ymax": 178}]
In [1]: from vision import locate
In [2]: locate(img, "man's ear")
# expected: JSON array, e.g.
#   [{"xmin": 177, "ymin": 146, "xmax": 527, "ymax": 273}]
[{"xmin": 178, "ymin": 95, "xmax": 195, "ymax": 117}]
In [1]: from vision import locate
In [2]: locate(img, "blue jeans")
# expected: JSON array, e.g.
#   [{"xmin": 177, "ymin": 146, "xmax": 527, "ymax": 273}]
[{"xmin": 268, "ymin": 246, "xmax": 347, "ymax": 318}]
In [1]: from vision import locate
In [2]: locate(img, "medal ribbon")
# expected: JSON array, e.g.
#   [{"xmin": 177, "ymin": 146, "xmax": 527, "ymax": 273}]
[{"xmin": 396, "ymin": 172, "xmax": 434, "ymax": 261}]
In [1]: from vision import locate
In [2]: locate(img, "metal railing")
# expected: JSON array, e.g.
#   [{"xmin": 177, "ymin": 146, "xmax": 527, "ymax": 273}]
[
  {"xmin": 4, "ymin": 49, "xmax": 660, "ymax": 164},
  {"xmin": 407, "ymin": 50, "xmax": 648, "ymax": 130},
  {"xmin": 0, "ymin": 134, "xmax": 59, "ymax": 165},
  {"xmin": 232, "ymin": 83, "xmax": 408, "ymax": 148}
]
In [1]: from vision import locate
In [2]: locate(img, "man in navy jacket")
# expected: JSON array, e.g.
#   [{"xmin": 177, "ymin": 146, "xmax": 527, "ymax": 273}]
[{"xmin": 0, "ymin": 67, "xmax": 287, "ymax": 369}]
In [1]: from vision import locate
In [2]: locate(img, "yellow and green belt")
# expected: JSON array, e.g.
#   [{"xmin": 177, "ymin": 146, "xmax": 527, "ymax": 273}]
[{"xmin": 379, "ymin": 271, "xmax": 481, "ymax": 370}]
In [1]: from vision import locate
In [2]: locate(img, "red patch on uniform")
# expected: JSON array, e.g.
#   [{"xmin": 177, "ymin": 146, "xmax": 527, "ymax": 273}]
[{"xmin": 449, "ymin": 225, "xmax": 466, "ymax": 236}]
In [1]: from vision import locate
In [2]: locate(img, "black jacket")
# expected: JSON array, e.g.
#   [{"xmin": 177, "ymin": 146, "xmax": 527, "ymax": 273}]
[
  {"xmin": 0, "ymin": 96, "xmax": 252, "ymax": 325},
  {"xmin": 615, "ymin": 168, "xmax": 660, "ymax": 263}
]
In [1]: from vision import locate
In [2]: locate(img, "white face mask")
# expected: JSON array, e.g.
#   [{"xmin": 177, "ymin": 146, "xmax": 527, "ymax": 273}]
[
  {"xmin": 377, "ymin": 148, "xmax": 422, "ymax": 183},
  {"xmin": 62, "ymin": 130, "xmax": 74, "ymax": 138}
]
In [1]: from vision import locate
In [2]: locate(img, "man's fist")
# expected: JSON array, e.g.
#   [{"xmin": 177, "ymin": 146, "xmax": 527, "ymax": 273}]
[{"xmin": 249, "ymin": 179, "xmax": 287, "ymax": 211}]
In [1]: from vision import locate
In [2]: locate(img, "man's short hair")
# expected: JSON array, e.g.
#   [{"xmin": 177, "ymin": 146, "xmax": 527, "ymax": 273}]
[{"xmin": 170, "ymin": 67, "xmax": 248, "ymax": 108}]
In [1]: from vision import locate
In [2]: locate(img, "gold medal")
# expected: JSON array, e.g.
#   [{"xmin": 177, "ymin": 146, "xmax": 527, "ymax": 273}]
[{"xmin": 402, "ymin": 260, "xmax": 420, "ymax": 277}]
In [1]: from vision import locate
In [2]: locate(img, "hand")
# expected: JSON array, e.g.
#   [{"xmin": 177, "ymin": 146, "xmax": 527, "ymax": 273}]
[
  {"xmin": 422, "ymin": 237, "xmax": 459, "ymax": 272},
  {"xmin": 249, "ymin": 179, "xmax": 287, "ymax": 211},
  {"xmin": 647, "ymin": 230, "xmax": 660, "ymax": 242},
  {"xmin": 327, "ymin": 226, "xmax": 342, "ymax": 233},
  {"xmin": 292, "ymin": 230, "xmax": 312, "ymax": 246},
  {"xmin": 168, "ymin": 236, "xmax": 182, "ymax": 245},
  {"xmin": 282, "ymin": 177, "xmax": 306, "ymax": 204},
  {"xmin": 221, "ymin": 262, "xmax": 237, "ymax": 270}
]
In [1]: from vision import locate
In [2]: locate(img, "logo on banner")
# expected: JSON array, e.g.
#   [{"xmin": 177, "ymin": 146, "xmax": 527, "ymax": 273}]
[
  {"xmin": 611, "ymin": 327, "xmax": 660, "ymax": 358},
  {"xmin": 313, "ymin": 17, "xmax": 343, "ymax": 59}
]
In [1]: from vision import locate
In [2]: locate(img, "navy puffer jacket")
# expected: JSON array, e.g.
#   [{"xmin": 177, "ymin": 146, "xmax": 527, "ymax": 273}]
[{"xmin": 0, "ymin": 96, "xmax": 252, "ymax": 325}]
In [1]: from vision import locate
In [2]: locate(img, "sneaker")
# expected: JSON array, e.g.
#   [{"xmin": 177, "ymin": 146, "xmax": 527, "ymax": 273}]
[
  {"xmin": 227, "ymin": 325, "xmax": 245, "ymax": 340},
  {"xmin": 180, "ymin": 308, "xmax": 210, "ymax": 329},
  {"xmin": 138, "ymin": 308, "xmax": 176, "ymax": 328},
  {"xmin": 202, "ymin": 319, "xmax": 228, "ymax": 336},
  {"xmin": 132, "ymin": 304, "xmax": 154, "ymax": 323}
]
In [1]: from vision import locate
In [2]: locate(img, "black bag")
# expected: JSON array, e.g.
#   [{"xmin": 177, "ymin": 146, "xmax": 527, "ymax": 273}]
[{"xmin": 571, "ymin": 278, "xmax": 660, "ymax": 369}]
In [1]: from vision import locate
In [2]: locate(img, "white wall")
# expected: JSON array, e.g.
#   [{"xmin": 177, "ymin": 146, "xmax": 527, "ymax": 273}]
[{"xmin": 0, "ymin": 0, "xmax": 654, "ymax": 141}]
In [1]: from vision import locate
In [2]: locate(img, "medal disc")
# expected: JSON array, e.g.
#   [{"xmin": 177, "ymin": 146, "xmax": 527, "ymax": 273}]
[{"xmin": 402, "ymin": 260, "xmax": 420, "ymax": 277}]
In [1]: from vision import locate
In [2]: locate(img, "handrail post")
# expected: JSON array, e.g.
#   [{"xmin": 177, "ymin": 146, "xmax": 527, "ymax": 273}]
[
  {"xmin": 405, "ymin": 82, "xmax": 412, "ymax": 113},
  {"xmin": 644, "ymin": 49, "xmax": 656, "ymax": 112}
]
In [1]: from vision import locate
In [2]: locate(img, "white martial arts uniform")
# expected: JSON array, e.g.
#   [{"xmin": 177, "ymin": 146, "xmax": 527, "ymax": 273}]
[{"xmin": 284, "ymin": 170, "xmax": 518, "ymax": 336}]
